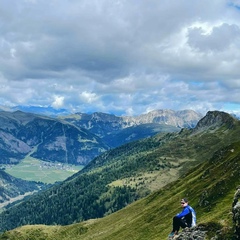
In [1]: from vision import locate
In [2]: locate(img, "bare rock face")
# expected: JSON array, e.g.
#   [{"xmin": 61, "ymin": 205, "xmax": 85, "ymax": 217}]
[{"xmin": 232, "ymin": 186, "xmax": 240, "ymax": 239}]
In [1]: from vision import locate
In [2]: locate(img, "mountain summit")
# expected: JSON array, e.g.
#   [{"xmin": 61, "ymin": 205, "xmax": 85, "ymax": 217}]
[{"xmin": 194, "ymin": 110, "xmax": 237, "ymax": 131}]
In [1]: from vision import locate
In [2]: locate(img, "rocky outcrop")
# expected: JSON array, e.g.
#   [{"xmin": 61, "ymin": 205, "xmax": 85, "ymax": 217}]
[
  {"xmin": 232, "ymin": 186, "xmax": 240, "ymax": 239},
  {"xmin": 172, "ymin": 226, "xmax": 206, "ymax": 239}
]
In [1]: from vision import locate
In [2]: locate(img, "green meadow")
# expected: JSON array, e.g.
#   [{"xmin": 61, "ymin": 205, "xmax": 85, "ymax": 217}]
[{"xmin": 3, "ymin": 157, "xmax": 83, "ymax": 184}]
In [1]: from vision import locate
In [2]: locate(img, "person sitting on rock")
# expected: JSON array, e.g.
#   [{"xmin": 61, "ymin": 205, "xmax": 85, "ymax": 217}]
[{"xmin": 168, "ymin": 198, "xmax": 196, "ymax": 238}]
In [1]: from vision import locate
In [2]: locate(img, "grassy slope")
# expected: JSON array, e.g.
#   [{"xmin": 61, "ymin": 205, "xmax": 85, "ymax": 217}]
[
  {"xmin": 83, "ymin": 113, "xmax": 240, "ymax": 194},
  {"xmin": 1, "ymin": 140, "xmax": 239, "ymax": 240}
]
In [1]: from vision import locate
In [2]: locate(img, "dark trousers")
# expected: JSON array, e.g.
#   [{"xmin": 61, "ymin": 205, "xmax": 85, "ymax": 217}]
[{"xmin": 172, "ymin": 216, "xmax": 187, "ymax": 232}]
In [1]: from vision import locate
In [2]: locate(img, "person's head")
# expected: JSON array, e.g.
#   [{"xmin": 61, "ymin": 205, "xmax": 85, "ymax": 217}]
[{"xmin": 180, "ymin": 198, "xmax": 189, "ymax": 207}]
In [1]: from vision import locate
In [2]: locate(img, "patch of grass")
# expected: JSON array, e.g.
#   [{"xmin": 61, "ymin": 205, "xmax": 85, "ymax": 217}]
[{"xmin": 109, "ymin": 168, "xmax": 180, "ymax": 192}]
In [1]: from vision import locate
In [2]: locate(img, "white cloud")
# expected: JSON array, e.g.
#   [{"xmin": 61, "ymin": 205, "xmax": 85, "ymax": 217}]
[
  {"xmin": 0, "ymin": 0, "xmax": 240, "ymax": 116},
  {"xmin": 51, "ymin": 96, "xmax": 65, "ymax": 109},
  {"xmin": 187, "ymin": 23, "xmax": 240, "ymax": 52},
  {"xmin": 79, "ymin": 91, "xmax": 99, "ymax": 104}
]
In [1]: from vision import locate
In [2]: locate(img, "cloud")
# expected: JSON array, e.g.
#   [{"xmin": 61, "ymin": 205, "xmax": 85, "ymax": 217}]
[
  {"xmin": 0, "ymin": 0, "xmax": 240, "ymax": 116},
  {"xmin": 187, "ymin": 23, "xmax": 240, "ymax": 52},
  {"xmin": 79, "ymin": 91, "xmax": 99, "ymax": 104},
  {"xmin": 51, "ymin": 96, "xmax": 65, "ymax": 109}
]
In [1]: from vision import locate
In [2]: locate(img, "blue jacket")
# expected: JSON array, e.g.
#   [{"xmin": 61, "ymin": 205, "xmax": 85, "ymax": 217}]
[
  {"xmin": 176, "ymin": 205, "xmax": 197, "ymax": 227},
  {"xmin": 176, "ymin": 206, "xmax": 191, "ymax": 218}
]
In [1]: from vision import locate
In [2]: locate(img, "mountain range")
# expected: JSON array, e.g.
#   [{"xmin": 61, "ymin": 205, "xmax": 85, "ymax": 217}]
[
  {"xmin": 0, "ymin": 105, "xmax": 71, "ymax": 117},
  {"xmin": 0, "ymin": 109, "xmax": 201, "ymax": 166},
  {"xmin": 0, "ymin": 110, "xmax": 239, "ymax": 239},
  {"xmin": 60, "ymin": 109, "xmax": 202, "ymax": 148}
]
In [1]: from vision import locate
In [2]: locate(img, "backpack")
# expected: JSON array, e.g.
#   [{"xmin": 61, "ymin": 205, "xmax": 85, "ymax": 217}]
[{"xmin": 187, "ymin": 206, "xmax": 197, "ymax": 227}]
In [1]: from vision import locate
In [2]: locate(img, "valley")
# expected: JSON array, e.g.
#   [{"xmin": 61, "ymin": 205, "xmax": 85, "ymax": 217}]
[{"xmin": 2, "ymin": 157, "xmax": 83, "ymax": 184}]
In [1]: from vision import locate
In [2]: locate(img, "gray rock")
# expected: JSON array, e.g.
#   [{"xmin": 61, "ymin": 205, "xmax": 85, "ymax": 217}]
[
  {"xmin": 174, "ymin": 226, "xmax": 206, "ymax": 240},
  {"xmin": 232, "ymin": 186, "xmax": 240, "ymax": 239}
]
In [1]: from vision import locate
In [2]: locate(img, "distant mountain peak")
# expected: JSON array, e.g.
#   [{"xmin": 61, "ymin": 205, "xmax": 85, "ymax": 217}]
[
  {"xmin": 194, "ymin": 110, "xmax": 237, "ymax": 131},
  {"xmin": 122, "ymin": 109, "xmax": 202, "ymax": 128}
]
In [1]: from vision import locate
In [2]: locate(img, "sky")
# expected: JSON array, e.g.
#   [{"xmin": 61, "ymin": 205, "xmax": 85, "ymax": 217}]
[{"xmin": 0, "ymin": 0, "xmax": 240, "ymax": 116}]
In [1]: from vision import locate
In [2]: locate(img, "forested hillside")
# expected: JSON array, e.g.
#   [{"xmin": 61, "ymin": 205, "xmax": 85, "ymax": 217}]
[
  {"xmin": 0, "ymin": 111, "xmax": 238, "ymax": 233},
  {"xmin": 1, "ymin": 138, "xmax": 239, "ymax": 239}
]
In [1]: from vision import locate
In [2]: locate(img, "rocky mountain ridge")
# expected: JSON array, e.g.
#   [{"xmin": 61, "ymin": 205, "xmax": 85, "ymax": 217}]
[
  {"xmin": 63, "ymin": 109, "xmax": 202, "ymax": 131},
  {"xmin": 122, "ymin": 109, "xmax": 202, "ymax": 128},
  {"xmin": 61, "ymin": 109, "xmax": 202, "ymax": 147}
]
